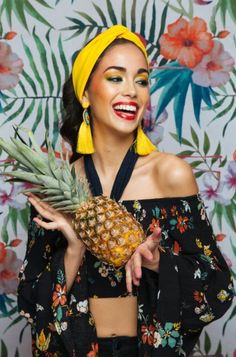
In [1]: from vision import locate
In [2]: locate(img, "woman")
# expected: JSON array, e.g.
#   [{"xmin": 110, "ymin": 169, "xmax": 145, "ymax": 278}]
[{"xmin": 18, "ymin": 25, "xmax": 234, "ymax": 357}]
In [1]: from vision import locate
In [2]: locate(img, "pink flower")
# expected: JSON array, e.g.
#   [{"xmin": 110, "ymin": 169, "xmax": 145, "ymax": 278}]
[
  {"xmin": 224, "ymin": 162, "xmax": 236, "ymax": 190},
  {"xmin": 201, "ymin": 173, "xmax": 230, "ymax": 205},
  {"xmin": 194, "ymin": 0, "xmax": 213, "ymax": 4},
  {"xmin": 192, "ymin": 41, "xmax": 235, "ymax": 87},
  {"xmin": 143, "ymin": 106, "xmax": 168, "ymax": 145},
  {"xmin": 0, "ymin": 41, "xmax": 23, "ymax": 90},
  {"xmin": 0, "ymin": 248, "xmax": 22, "ymax": 294},
  {"xmin": 0, "ymin": 181, "xmax": 25, "ymax": 209}
]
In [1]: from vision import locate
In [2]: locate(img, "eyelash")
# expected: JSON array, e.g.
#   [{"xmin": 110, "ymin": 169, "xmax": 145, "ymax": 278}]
[{"xmin": 106, "ymin": 76, "xmax": 149, "ymax": 87}]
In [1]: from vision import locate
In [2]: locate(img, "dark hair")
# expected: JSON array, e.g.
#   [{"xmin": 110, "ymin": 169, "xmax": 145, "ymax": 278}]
[{"xmin": 60, "ymin": 38, "xmax": 142, "ymax": 162}]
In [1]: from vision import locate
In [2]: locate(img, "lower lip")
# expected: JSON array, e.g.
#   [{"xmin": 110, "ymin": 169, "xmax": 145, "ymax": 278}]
[{"xmin": 114, "ymin": 110, "xmax": 137, "ymax": 121}]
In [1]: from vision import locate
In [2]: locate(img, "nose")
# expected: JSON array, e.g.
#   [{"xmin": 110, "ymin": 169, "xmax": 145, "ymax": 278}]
[{"xmin": 122, "ymin": 79, "xmax": 137, "ymax": 98}]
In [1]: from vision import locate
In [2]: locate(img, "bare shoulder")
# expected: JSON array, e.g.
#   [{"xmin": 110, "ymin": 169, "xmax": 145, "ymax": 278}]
[{"xmin": 152, "ymin": 151, "xmax": 199, "ymax": 197}]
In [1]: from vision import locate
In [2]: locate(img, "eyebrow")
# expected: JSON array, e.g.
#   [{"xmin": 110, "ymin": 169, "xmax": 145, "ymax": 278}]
[{"xmin": 104, "ymin": 66, "xmax": 149, "ymax": 74}]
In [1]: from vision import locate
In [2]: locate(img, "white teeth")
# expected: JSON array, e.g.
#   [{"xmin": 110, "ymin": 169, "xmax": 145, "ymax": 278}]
[{"xmin": 113, "ymin": 104, "xmax": 137, "ymax": 112}]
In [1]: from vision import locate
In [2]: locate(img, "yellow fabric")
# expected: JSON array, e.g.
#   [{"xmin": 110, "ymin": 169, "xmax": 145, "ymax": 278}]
[
  {"xmin": 136, "ymin": 125, "xmax": 156, "ymax": 155},
  {"xmin": 72, "ymin": 25, "xmax": 148, "ymax": 103},
  {"xmin": 76, "ymin": 108, "xmax": 95, "ymax": 154}
]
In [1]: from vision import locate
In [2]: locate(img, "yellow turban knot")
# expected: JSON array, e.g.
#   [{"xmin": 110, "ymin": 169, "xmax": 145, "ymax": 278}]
[{"xmin": 72, "ymin": 25, "xmax": 148, "ymax": 104}]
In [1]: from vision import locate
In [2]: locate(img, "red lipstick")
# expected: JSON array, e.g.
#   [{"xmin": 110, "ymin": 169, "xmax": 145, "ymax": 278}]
[{"xmin": 112, "ymin": 101, "xmax": 138, "ymax": 121}]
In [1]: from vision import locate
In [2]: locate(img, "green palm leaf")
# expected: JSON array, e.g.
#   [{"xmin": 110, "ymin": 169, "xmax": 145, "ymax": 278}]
[
  {"xmin": 32, "ymin": 28, "xmax": 54, "ymax": 95},
  {"xmin": 0, "ymin": 0, "xmax": 53, "ymax": 30},
  {"xmin": 131, "ymin": 0, "xmax": 136, "ymax": 32},
  {"xmin": 1, "ymin": 33, "xmax": 69, "ymax": 146},
  {"xmin": 106, "ymin": 0, "xmax": 117, "ymax": 24},
  {"xmin": 92, "ymin": 2, "xmax": 108, "ymax": 26},
  {"xmin": 121, "ymin": 0, "xmax": 127, "ymax": 26}
]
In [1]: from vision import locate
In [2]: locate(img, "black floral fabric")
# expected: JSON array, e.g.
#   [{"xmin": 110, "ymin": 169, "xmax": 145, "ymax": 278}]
[{"xmin": 18, "ymin": 194, "xmax": 234, "ymax": 356}]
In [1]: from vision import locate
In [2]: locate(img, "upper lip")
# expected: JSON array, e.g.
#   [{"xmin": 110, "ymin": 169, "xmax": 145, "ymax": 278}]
[{"xmin": 112, "ymin": 101, "xmax": 139, "ymax": 112}]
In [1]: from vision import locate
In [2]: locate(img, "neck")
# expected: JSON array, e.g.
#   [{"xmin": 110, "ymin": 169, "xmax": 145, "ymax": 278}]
[{"xmin": 92, "ymin": 131, "xmax": 135, "ymax": 176}]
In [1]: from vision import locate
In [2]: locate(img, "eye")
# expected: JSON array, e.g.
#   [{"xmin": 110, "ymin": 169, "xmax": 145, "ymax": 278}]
[
  {"xmin": 136, "ymin": 78, "xmax": 149, "ymax": 87},
  {"xmin": 106, "ymin": 76, "xmax": 123, "ymax": 83}
]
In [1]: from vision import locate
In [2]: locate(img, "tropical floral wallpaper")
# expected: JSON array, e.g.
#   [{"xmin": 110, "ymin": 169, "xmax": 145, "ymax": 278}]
[{"xmin": 0, "ymin": 1, "xmax": 235, "ymax": 356}]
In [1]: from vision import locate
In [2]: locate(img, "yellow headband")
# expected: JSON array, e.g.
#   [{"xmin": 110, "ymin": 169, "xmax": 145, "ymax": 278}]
[{"xmin": 72, "ymin": 25, "xmax": 148, "ymax": 106}]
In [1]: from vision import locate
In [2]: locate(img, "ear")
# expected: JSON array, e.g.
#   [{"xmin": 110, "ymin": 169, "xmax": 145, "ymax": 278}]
[{"xmin": 81, "ymin": 90, "xmax": 90, "ymax": 108}]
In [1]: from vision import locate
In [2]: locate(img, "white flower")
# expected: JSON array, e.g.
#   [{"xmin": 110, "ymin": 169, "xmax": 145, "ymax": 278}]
[
  {"xmin": 36, "ymin": 304, "xmax": 44, "ymax": 312},
  {"xmin": 194, "ymin": 268, "xmax": 201, "ymax": 279},
  {"xmin": 0, "ymin": 41, "xmax": 23, "ymax": 90},
  {"xmin": 192, "ymin": 41, "xmax": 234, "ymax": 87},
  {"xmin": 138, "ymin": 304, "xmax": 144, "ymax": 320},
  {"xmin": 76, "ymin": 299, "xmax": 88, "ymax": 314},
  {"xmin": 153, "ymin": 331, "xmax": 162, "ymax": 348},
  {"xmin": 61, "ymin": 322, "xmax": 68, "ymax": 331}
]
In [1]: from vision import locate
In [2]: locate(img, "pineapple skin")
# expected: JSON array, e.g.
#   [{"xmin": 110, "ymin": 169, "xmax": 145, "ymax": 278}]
[{"xmin": 72, "ymin": 196, "xmax": 145, "ymax": 267}]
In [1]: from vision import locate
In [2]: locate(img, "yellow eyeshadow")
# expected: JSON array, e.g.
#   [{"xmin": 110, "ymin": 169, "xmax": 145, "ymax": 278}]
[
  {"xmin": 136, "ymin": 74, "xmax": 149, "ymax": 81},
  {"xmin": 104, "ymin": 71, "xmax": 121, "ymax": 78}
]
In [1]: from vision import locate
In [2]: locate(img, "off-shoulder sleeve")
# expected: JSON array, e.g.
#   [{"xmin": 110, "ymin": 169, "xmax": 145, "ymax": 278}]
[
  {"xmin": 17, "ymin": 206, "xmax": 95, "ymax": 356},
  {"xmin": 163, "ymin": 194, "xmax": 234, "ymax": 331},
  {"xmin": 17, "ymin": 206, "xmax": 66, "ymax": 319},
  {"xmin": 17, "ymin": 206, "xmax": 73, "ymax": 355}
]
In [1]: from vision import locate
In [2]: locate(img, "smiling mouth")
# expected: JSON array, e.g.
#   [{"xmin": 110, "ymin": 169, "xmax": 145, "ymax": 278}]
[{"xmin": 113, "ymin": 103, "xmax": 138, "ymax": 120}]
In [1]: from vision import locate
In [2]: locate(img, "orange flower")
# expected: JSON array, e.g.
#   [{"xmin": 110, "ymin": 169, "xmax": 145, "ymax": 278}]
[
  {"xmin": 171, "ymin": 206, "xmax": 177, "ymax": 216},
  {"xmin": 87, "ymin": 342, "xmax": 98, "ymax": 357},
  {"xmin": 141, "ymin": 324, "xmax": 155, "ymax": 345},
  {"xmin": 149, "ymin": 218, "xmax": 160, "ymax": 232},
  {"xmin": 52, "ymin": 283, "xmax": 67, "ymax": 307},
  {"xmin": 217, "ymin": 30, "xmax": 230, "ymax": 39},
  {"xmin": 173, "ymin": 240, "xmax": 180, "ymax": 255},
  {"xmin": 176, "ymin": 216, "xmax": 189, "ymax": 233},
  {"xmin": 161, "ymin": 208, "xmax": 167, "ymax": 219},
  {"xmin": 193, "ymin": 290, "xmax": 204, "ymax": 303},
  {"xmin": 215, "ymin": 233, "xmax": 226, "ymax": 241},
  {"xmin": 10, "ymin": 238, "xmax": 22, "ymax": 247},
  {"xmin": 0, "ymin": 242, "xmax": 7, "ymax": 263},
  {"xmin": 159, "ymin": 17, "xmax": 214, "ymax": 68},
  {"xmin": 4, "ymin": 31, "xmax": 17, "ymax": 40}
]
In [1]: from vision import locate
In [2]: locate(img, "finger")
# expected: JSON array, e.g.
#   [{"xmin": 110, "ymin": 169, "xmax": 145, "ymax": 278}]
[
  {"xmin": 125, "ymin": 263, "xmax": 133, "ymax": 293},
  {"xmin": 28, "ymin": 197, "xmax": 55, "ymax": 222},
  {"xmin": 28, "ymin": 195, "xmax": 54, "ymax": 212},
  {"xmin": 132, "ymin": 253, "xmax": 142, "ymax": 282},
  {"xmin": 137, "ymin": 244, "xmax": 153, "ymax": 261},
  {"xmin": 33, "ymin": 217, "xmax": 58, "ymax": 231}
]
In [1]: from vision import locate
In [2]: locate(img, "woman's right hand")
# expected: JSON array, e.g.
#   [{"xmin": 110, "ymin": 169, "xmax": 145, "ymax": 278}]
[{"xmin": 26, "ymin": 192, "xmax": 84, "ymax": 249}]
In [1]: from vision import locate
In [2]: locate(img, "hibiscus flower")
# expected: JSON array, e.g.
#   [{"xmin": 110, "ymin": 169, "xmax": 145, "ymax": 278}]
[
  {"xmin": 0, "ymin": 180, "xmax": 26, "ymax": 209},
  {"xmin": 159, "ymin": 17, "xmax": 213, "ymax": 68},
  {"xmin": 200, "ymin": 173, "xmax": 230, "ymax": 205},
  {"xmin": 224, "ymin": 161, "xmax": 236, "ymax": 190},
  {"xmin": 0, "ymin": 247, "xmax": 22, "ymax": 294},
  {"xmin": 143, "ymin": 106, "xmax": 168, "ymax": 145},
  {"xmin": 192, "ymin": 41, "xmax": 235, "ymax": 87},
  {"xmin": 0, "ymin": 41, "xmax": 23, "ymax": 90}
]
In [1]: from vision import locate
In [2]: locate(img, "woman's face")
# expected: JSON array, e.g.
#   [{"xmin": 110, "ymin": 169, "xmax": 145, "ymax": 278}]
[{"xmin": 83, "ymin": 42, "xmax": 150, "ymax": 137}]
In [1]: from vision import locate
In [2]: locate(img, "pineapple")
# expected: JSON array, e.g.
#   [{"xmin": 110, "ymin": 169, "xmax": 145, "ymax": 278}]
[{"xmin": 0, "ymin": 129, "xmax": 144, "ymax": 267}]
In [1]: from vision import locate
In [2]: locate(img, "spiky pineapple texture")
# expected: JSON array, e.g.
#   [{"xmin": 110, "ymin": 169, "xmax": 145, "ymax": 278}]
[
  {"xmin": 0, "ymin": 128, "xmax": 91, "ymax": 210},
  {"xmin": 0, "ymin": 128, "xmax": 145, "ymax": 267}
]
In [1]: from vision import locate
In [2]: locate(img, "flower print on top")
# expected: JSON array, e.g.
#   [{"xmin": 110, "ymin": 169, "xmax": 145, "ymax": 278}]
[{"xmin": 18, "ymin": 194, "xmax": 234, "ymax": 356}]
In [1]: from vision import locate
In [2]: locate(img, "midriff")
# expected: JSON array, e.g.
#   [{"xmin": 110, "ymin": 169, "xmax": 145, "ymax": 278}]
[{"xmin": 89, "ymin": 296, "xmax": 137, "ymax": 337}]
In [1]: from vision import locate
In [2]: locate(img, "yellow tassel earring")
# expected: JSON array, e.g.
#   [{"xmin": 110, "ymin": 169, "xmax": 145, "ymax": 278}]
[
  {"xmin": 76, "ymin": 103, "xmax": 95, "ymax": 154},
  {"xmin": 136, "ymin": 125, "xmax": 156, "ymax": 155}
]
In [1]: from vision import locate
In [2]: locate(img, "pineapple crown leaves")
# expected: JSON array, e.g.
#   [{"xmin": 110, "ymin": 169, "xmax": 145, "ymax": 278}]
[{"xmin": 0, "ymin": 127, "xmax": 92, "ymax": 209}]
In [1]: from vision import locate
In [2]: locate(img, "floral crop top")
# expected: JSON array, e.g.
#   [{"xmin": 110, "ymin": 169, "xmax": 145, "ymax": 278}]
[{"xmin": 18, "ymin": 193, "xmax": 234, "ymax": 357}]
